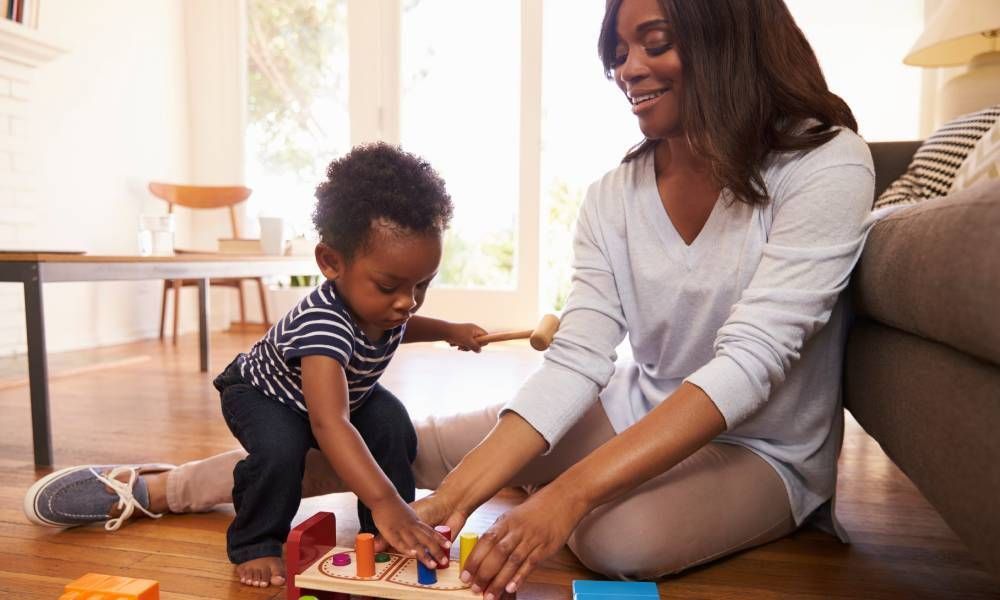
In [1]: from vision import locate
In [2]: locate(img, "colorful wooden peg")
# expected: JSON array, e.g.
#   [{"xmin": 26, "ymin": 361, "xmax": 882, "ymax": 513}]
[
  {"xmin": 459, "ymin": 532, "xmax": 479, "ymax": 571},
  {"xmin": 435, "ymin": 524, "xmax": 453, "ymax": 568},
  {"xmin": 355, "ymin": 532, "xmax": 375, "ymax": 578}
]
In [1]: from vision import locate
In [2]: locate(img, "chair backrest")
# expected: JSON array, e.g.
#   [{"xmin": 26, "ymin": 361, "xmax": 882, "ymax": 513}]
[{"xmin": 148, "ymin": 182, "xmax": 253, "ymax": 238}]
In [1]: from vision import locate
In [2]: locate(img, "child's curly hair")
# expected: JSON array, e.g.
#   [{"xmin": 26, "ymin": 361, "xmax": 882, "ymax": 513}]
[{"xmin": 313, "ymin": 143, "xmax": 453, "ymax": 260}]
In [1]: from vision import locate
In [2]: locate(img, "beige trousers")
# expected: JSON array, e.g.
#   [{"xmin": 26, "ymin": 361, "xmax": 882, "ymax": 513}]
[{"xmin": 166, "ymin": 402, "xmax": 795, "ymax": 578}]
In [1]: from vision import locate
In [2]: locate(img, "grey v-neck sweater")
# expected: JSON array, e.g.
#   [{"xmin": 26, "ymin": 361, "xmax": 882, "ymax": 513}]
[{"xmin": 504, "ymin": 129, "xmax": 876, "ymax": 525}]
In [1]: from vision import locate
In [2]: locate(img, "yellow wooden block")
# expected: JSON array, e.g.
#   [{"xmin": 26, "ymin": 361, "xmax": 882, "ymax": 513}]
[{"xmin": 60, "ymin": 572, "xmax": 159, "ymax": 600}]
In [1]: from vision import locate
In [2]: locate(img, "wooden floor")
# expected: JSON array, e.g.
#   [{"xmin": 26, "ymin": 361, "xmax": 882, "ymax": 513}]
[{"xmin": 1, "ymin": 332, "xmax": 997, "ymax": 599}]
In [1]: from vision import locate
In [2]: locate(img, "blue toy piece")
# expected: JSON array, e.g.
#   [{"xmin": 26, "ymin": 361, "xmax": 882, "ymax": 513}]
[
  {"xmin": 417, "ymin": 558, "xmax": 438, "ymax": 585},
  {"xmin": 575, "ymin": 596, "xmax": 660, "ymax": 600},
  {"xmin": 572, "ymin": 579, "xmax": 660, "ymax": 599}
]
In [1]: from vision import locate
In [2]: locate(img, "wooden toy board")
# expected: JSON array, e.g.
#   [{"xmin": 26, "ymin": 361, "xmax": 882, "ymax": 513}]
[{"xmin": 294, "ymin": 546, "xmax": 481, "ymax": 599}]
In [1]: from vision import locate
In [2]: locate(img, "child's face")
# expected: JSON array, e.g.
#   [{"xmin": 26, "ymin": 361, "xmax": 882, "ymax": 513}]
[{"xmin": 316, "ymin": 222, "xmax": 442, "ymax": 337}]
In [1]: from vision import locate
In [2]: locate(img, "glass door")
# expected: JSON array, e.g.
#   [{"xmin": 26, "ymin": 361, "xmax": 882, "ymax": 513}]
[{"xmin": 398, "ymin": 0, "xmax": 540, "ymax": 329}]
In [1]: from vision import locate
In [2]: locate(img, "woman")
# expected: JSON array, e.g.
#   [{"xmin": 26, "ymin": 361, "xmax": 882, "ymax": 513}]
[
  {"xmin": 409, "ymin": 0, "xmax": 874, "ymax": 595},
  {"xmin": 25, "ymin": 0, "xmax": 874, "ymax": 595}
]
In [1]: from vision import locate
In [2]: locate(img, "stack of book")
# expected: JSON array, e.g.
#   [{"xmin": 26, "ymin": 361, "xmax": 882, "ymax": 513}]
[
  {"xmin": 3, "ymin": 0, "xmax": 40, "ymax": 28},
  {"xmin": 218, "ymin": 238, "xmax": 263, "ymax": 255}
]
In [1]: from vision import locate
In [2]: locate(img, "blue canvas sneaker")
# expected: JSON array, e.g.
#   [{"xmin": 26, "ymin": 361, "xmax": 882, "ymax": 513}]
[{"xmin": 24, "ymin": 464, "xmax": 175, "ymax": 530}]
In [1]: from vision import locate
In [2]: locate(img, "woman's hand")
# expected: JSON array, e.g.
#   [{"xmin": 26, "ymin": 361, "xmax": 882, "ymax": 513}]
[
  {"xmin": 461, "ymin": 485, "xmax": 586, "ymax": 598},
  {"xmin": 410, "ymin": 491, "xmax": 471, "ymax": 538},
  {"xmin": 445, "ymin": 322, "xmax": 488, "ymax": 352},
  {"xmin": 373, "ymin": 490, "xmax": 469, "ymax": 558},
  {"xmin": 370, "ymin": 497, "xmax": 451, "ymax": 568}
]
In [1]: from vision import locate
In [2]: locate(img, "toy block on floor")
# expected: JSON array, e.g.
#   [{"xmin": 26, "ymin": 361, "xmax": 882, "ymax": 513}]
[
  {"xmin": 60, "ymin": 573, "xmax": 159, "ymax": 600},
  {"xmin": 572, "ymin": 579, "xmax": 660, "ymax": 599}
]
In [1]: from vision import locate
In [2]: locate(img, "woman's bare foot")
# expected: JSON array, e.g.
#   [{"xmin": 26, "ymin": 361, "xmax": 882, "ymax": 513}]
[
  {"xmin": 104, "ymin": 470, "xmax": 167, "ymax": 518},
  {"xmin": 236, "ymin": 556, "xmax": 286, "ymax": 587},
  {"xmin": 143, "ymin": 471, "xmax": 169, "ymax": 514}
]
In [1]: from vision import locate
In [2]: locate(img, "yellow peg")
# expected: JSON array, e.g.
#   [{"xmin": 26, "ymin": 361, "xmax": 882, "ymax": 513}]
[{"xmin": 459, "ymin": 532, "xmax": 479, "ymax": 571}]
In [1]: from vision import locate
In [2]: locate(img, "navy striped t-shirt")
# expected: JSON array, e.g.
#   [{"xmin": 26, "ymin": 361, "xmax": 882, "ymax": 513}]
[{"xmin": 237, "ymin": 278, "xmax": 404, "ymax": 417}]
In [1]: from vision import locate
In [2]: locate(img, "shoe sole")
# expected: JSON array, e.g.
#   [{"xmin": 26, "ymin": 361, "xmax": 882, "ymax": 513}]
[{"xmin": 23, "ymin": 463, "xmax": 176, "ymax": 528}]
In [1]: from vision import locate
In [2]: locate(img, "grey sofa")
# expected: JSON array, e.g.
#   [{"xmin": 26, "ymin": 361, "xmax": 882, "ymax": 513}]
[{"xmin": 844, "ymin": 141, "xmax": 1000, "ymax": 577}]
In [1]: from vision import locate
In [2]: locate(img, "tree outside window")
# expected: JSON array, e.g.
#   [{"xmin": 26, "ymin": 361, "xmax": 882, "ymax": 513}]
[{"xmin": 246, "ymin": 0, "xmax": 349, "ymax": 239}]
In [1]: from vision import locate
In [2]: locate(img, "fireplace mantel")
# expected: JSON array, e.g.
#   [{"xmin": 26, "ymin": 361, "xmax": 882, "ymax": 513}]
[{"xmin": 0, "ymin": 19, "xmax": 63, "ymax": 68}]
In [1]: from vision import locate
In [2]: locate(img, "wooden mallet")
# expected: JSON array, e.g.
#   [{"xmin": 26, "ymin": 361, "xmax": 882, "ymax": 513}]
[{"xmin": 475, "ymin": 314, "xmax": 561, "ymax": 351}]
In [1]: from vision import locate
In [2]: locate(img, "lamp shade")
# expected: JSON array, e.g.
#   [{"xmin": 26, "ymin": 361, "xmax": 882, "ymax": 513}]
[{"xmin": 904, "ymin": 0, "xmax": 1000, "ymax": 67}]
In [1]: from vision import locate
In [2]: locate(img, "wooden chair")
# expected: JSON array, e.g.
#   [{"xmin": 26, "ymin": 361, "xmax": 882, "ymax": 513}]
[{"xmin": 148, "ymin": 182, "xmax": 270, "ymax": 343}]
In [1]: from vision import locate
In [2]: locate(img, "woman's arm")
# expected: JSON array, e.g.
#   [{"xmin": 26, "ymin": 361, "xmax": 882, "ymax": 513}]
[
  {"xmin": 460, "ymin": 382, "xmax": 724, "ymax": 597},
  {"xmin": 301, "ymin": 355, "xmax": 450, "ymax": 566},
  {"xmin": 544, "ymin": 382, "xmax": 724, "ymax": 518},
  {"xmin": 500, "ymin": 181, "xmax": 629, "ymax": 450},
  {"xmin": 431, "ymin": 410, "xmax": 549, "ymax": 522},
  {"xmin": 401, "ymin": 315, "xmax": 487, "ymax": 351}
]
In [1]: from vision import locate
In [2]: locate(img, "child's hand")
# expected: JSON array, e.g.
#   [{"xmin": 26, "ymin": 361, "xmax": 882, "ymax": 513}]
[
  {"xmin": 446, "ymin": 322, "xmax": 488, "ymax": 353},
  {"xmin": 371, "ymin": 498, "xmax": 451, "ymax": 568}
]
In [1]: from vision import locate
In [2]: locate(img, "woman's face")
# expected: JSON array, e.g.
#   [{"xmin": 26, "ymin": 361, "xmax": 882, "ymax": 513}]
[{"xmin": 611, "ymin": 0, "xmax": 684, "ymax": 139}]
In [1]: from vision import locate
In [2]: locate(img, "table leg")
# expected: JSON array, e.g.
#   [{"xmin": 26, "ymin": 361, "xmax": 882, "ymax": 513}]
[
  {"xmin": 24, "ymin": 274, "xmax": 53, "ymax": 467},
  {"xmin": 198, "ymin": 278, "xmax": 210, "ymax": 372}
]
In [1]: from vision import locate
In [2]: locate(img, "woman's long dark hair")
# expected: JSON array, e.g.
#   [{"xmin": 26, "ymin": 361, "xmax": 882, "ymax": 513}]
[{"xmin": 599, "ymin": 0, "xmax": 858, "ymax": 206}]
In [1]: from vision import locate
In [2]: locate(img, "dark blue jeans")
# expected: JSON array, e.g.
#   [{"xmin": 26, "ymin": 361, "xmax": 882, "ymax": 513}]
[{"xmin": 214, "ymin": 358, "xmax": 417, "ymax": 564}]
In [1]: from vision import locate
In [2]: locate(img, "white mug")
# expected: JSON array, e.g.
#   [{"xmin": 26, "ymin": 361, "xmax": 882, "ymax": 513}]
[{"xmin": 259, "ymin": 217, "xmax": 287, "ymax": 256}]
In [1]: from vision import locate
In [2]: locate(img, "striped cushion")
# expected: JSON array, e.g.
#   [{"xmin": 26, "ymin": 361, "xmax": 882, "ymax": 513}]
[
  {"xmin": 874, "ymin": 105, "xmax": 1000, "ymax": 210},
  {"xmin": 951, "ymin": 116, "xmax": 1000, "ymax": 193}
]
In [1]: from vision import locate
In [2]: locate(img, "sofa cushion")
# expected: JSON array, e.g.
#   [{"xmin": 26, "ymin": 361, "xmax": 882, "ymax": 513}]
[
  {"xmin": 853, "ymin": 180, "xmax": 1000, "ymax": 366},
  {"xmin": 875, "ymin": 105, "xmax": 1000, "ymax": 210}
]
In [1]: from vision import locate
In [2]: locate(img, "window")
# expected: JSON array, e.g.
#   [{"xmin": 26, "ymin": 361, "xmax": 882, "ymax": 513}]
[
  {"xmin": 245, "ymin": 0, "xmax": 349, "ymax": 239},
  {"xmin": 540, "ymin": 0, "xmax": 637, "ymax": 311},
  {"xmin": 400, "ymin": 0, "xmax": 521, "ymax": 289}
]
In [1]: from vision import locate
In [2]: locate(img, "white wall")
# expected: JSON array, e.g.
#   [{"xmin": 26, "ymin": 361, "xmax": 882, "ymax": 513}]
[
  {"xmin": 918, "ymin": 0, "xmax": 989, "ymax": 136},
  {"xmin": 0, "ymin": 0, "xmax": 192, "ymax": 356},
  {"xmin": 787, "ymin": 0, "xmax": 926, "ymax": 142}
]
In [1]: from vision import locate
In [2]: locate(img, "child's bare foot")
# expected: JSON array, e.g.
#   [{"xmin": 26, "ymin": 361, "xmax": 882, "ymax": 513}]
[{"xmin": 236, "ymin": 556, "xmax": 285, "ymax": 588}]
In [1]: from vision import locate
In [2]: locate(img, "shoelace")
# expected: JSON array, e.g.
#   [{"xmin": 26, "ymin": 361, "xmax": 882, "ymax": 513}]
[{"xmin": 90, "ymin": 466, "xmax": 163, "ymax": 531}]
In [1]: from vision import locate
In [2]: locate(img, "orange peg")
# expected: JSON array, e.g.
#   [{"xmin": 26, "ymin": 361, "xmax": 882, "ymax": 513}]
[{"xmin": 355, "ymin": 532, "xmax": 376, "ymax": 578}]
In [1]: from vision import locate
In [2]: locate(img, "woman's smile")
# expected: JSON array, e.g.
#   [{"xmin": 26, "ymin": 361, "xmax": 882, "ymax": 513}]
[{"xmin": 628, "ymin": 88, "xmax": 671, "ymax": 114}]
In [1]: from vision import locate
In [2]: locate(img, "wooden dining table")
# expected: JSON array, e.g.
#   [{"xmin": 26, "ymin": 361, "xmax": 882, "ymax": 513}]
[{"xmin": 0, "ymin": 252, "xmax": 317, "ymax": 466}]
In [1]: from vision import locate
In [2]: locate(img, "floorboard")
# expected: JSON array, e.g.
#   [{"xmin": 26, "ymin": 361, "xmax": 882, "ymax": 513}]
[{"xmin": 1, "ymin": 332, "xmax": 997, "ymax": 599}]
